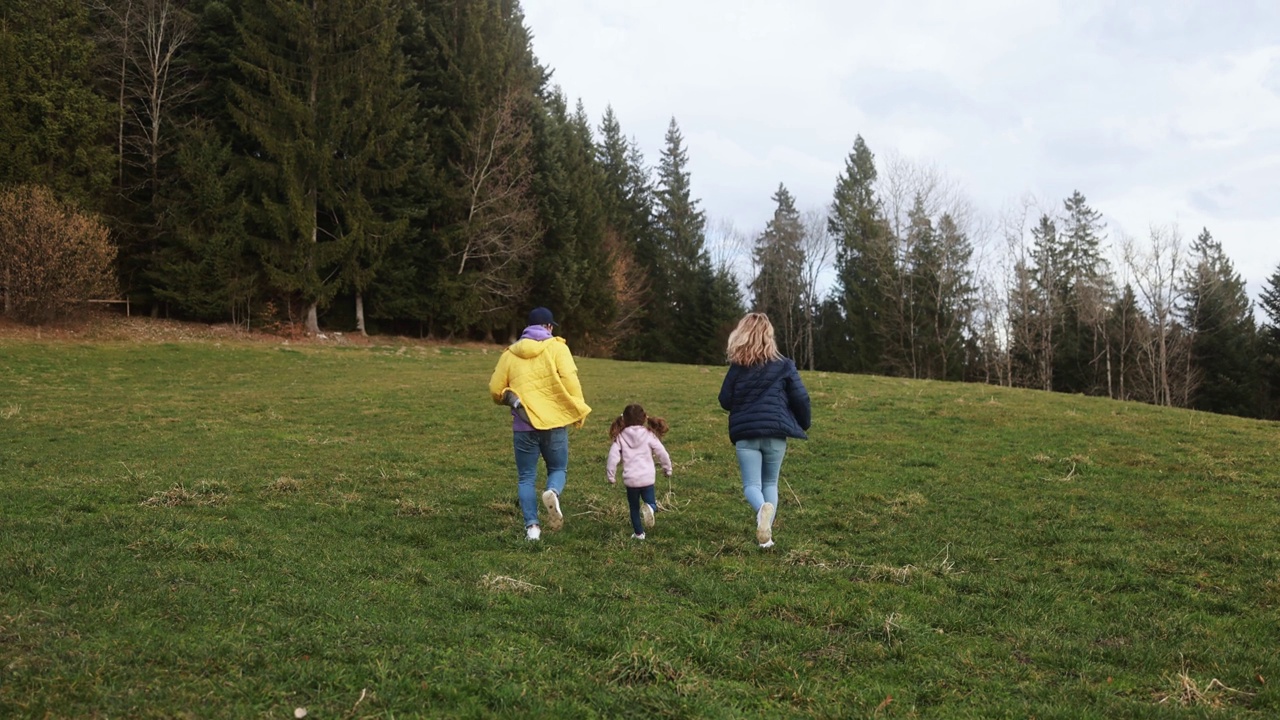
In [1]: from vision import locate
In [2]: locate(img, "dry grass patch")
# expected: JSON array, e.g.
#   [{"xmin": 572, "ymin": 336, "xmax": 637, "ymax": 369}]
[
  {"xmin": 886, "ymin": 491, "xmax": 926, "ymax": 515},
  {"xmin": 141, "ymin": 482, "xmax": 228, "ymax": 507},
  {"xmin": 267, "ymin": 476, "xmax": 303, "ymax": 493},
  {"xmin": 1157, "ymin": 661, "xmax": 1254, "ymax": 707},
  {"xmin": 478, "ymin": 574, "xmax": 544, "ymax": 594},
  {"xmin": 0, "ymin": 404, "xmax": 19, "ymax": 420},
  {"xmin": 855, "ymin": 563, "xmax": 918, "ymax": 584},
  {"xmin": 606, "ymin": 647, "xmax": 684, "ymax": 687},
  {"xmin": 394, "ymin": 498, "xmax": 432, "ymax": 517}
]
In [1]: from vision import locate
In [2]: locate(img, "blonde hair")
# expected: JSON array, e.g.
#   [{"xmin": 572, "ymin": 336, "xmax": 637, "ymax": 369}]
[{"xmin": 725, "ymin": 312, "xmax": 781, "ymax": 366}]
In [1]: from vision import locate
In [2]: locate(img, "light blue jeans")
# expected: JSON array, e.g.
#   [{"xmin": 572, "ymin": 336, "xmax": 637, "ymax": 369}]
[
  {"xmin": 735, "ymin": 437, "xmax": 787, "ymax": 518},
  {"xmin": 514, "ymin": 427, "xmax": 568, "ymax": 527}
]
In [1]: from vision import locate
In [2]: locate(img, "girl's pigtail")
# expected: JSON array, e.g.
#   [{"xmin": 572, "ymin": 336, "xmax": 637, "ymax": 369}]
[
  {"xmin": 608, "ymin": 414, "xmax": 627, "ymax": 441},
  {"xmin": 646, "ymin": 416, "xmax": 669, "ymax": 439}
]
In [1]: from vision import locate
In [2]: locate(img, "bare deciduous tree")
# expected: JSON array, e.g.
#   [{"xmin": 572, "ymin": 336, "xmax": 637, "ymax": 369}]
[
  {"xmin": 454, "ymin": 88, "xmax": 541, "ymax": 324},
  {"xmin": 1124, "ymin": 224, "xmax": 1194, "ymax": 406},
  {"xmin": 798, "ymin": 208, "xmax": 835, "ymax": 370}
]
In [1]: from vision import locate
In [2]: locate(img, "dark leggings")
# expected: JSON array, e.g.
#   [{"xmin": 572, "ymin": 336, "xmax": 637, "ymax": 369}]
[{"xmin": 626, "ymin": 485, "xmax": 657, "ymax": 535}]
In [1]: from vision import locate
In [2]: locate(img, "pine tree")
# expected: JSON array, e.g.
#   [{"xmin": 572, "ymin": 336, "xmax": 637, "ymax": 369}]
[
  {"xmin": 651, "ymin": 117, "xmax": 738, "ymax": 363},
  {"xmin": 596, "ymin": 105, "xmax": 655, "ymax": 357},
  {"xmin": 528, "ymin": 94, "xmax": 614, "ymax": 350},
  {"xmin": 1025, "ymin": 214, "xmax": 1062, "ymax": 391},
  {"xmin": 1180, "ymin": 228, "xmax": 1258, "ymax": 417},
  {"xmin": 375, "ymin": 0, "xmax": 544, "ymax": 339},
  {"xmin": 0, "ymin": 0, "xmax": 113, "ymax": 204},
  {"xmin": 231, "ymin": 0, "xmax": 410, "ymax": 334},
  {"xmin": 827, "ymin": 136, "xmax": 890, "ymax": 374},
  {"xmin": 915, "ymin": 212, "xmax": 975, "ymax": 380},
  {"xmin": 151, "ymin": 120, "xmax": 256, "ymax": 323},
  {"xmin": 1258, "ymin": 262, "xmax": 1280, "ymax": 419},
  {"xmin": 751, "ymin": 184, "xmax": 805, "ymax": 359},
  {"xmin": 1056, "ymin": 191, "xmax": 1112, "ymax": 394}
]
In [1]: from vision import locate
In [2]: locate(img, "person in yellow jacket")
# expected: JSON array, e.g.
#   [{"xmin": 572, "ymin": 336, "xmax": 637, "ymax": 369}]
[{"xmin": 489, "ymin": 307, "xmax": 592, "ymax": 541}]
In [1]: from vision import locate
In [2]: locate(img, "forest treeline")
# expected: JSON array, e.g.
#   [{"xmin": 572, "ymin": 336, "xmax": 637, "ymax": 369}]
[{"xmin": 3, "ymin": 0, "xmax": 1280, "ymax": 419}]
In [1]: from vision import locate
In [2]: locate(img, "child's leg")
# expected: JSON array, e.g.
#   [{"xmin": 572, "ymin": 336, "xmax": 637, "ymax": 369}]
[
  {"xmin": 626, "ymin": 486, "xmax": 645, "ymax": 535},
  {"xmin": 640, "ymin": 484, "xmax": 657, "ymax": 529}
]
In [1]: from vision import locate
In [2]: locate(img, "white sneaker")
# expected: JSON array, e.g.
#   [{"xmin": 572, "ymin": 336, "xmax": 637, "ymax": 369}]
[
  {"xmin": 631, "ymin": 533, "xmax": 646, "ymax": 540},
  {"xmin": 641, "ymin": 503, "xmax": 655, "ymax": 529},
  {"xmin": 542, "ymin": 490, "xmax": 563, "ymax": 530},
  {"xmin": 758, "ymin": 540, "xmax": 775, "ymax": 549},
  {"xmin": 526, "ymin": 525, "xmax": 541, "ymax": 541},
  {"xmin": 756, "ymin": 502, "xmax": 775, "ymax": 545}
]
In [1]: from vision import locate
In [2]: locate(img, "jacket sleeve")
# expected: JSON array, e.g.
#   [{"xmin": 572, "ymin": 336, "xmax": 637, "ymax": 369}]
[
  {"xmin": 556, "ymin": 344, "xmax": 585, "ymax": 403},
  {"xmin": 718, "ymin": 365, "xmax": 739, "ymax": 411},
  {"xmin": 606, "ymin": 439, "xmax": 621, "ymax": 482},
  {"xmin": 787, "ymin": 361, "xmax": 812, "ymax": 431},
  {"xmin": 653, "ymin": 436, "xmax": 673, "ymax": 477},
  {"xmin": 488, "ymin": 352, "xmax": 511, "ymax": 404}
]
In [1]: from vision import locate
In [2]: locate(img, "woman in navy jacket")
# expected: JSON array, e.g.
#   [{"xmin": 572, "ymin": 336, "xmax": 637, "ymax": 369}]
[{"xmin": 718, "ymin": 313, "xmax": 811, "ymax": 548}]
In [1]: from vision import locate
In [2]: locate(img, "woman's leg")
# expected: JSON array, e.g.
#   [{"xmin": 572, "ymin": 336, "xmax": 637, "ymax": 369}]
[
  {"xmin": 735, "ymin": 439, "xmax": 765, "ymax": 512},
  {"xmin": 513, "ymin": 432, "xmax": 541, "ymax": 527},
  {"xmin": 759, "ymin": 437, "xmax": 788, "ymax": 516},
  {"xmin": 626, "ymin": 486, "xmax": 644, "ymax": 535}
]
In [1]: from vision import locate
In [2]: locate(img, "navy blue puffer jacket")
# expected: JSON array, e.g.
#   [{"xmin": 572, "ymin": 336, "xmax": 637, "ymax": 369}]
[{"xmin": 718, "ymin": 358, "xmax": 811, "ymax": 443}]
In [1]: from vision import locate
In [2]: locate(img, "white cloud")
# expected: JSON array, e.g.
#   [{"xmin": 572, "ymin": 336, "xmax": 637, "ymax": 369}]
[{"xmin": 522, "ymin": 0, "xmax": 1280, "ymax": 302}]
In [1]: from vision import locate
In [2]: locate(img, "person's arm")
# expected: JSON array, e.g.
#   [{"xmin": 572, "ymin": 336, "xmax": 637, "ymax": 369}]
[
  {"xmin": 606, "ymin": 439, "xmax": 621, "ymax": 484},
  {"xmin": 556, "ymin": 344, "xmax": 585, "ymax": 403},
  {"xmin": 718, "ymin": 365, "xmax": 740, "ymax": 411},
  {"xmin": 787, "ymin": 361, "xmax": 812, "ymax": 431},
  {"xmin": 653, "ymin": 437, "xmax": 673, "ymax": 477},
  {"xmin": 488, "ymin": 352, "xmax": 511, "ymax": 404}
]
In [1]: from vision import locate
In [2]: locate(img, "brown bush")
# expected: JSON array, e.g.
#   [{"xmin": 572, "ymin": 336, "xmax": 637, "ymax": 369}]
[{"xmin": 0, "ymin": 185, "xmax": 119, "ymax": 324}]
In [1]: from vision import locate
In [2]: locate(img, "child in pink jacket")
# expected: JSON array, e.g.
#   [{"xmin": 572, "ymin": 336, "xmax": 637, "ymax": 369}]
[{"xmin": 606, "ymin": 404, "xmax": 673, "ymax": 540}]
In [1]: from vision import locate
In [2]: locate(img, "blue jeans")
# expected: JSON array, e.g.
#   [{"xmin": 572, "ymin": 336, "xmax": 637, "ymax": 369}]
[
  {"xmin": 735, "ymin": 437, "xmax": 787, "ymax": 516},
  {"xmin": 626, "ymin": 485, "xmax": 657, "ymax": 535},
  {"xmin": 513, "ymin": 428, "xmax": 568, "ymax": 527}
]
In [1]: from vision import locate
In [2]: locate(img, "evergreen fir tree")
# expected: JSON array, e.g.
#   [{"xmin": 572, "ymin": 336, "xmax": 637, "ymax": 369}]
[
  {"xmin": 528, "ymin": 93, "xmax": 614, "ymax": 350},
  {"xmin": 651, "ymin": 117, "xmax": 738, "ymax": 363},
  {"xmin": 1056, "ymin": 190, "xmax": 1112, "ymax": 394},
  {"xmin": 378, "ymin": 0, "xmax": 544, "ymax": 339},
  {"xmin": 596, "ymin": 106, "xmax": 656, "ymax": 357},
  {"xmin": 232, "ymin": 0, "xmax": 412, "ymax": 334},
  {"xmin": 0, "ymin": 0, "xmax": 113, "ymax": 204},
  {"xmin": 151, "ymin": 121, "xmax": 256, "ymax": 323},
  {"xmin": 827, "ymin": 135, "xmax": 890, "ymax": 374},
  {"xmin": 750, "ymin": 184, "xmax": 805, "ymax": 359},
  {"xmin": 1180, "ymin": 228, "xmax": 1258, "ymax": 417},
  {"xmin": 1258, "ymin": 262, "xmax": 1280, "ymax": 419}
]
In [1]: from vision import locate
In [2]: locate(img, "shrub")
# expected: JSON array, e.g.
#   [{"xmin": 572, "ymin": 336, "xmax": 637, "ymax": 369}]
[{"xmin": 0, "ymin": 185, "xmax": 118, "ymax": 324}]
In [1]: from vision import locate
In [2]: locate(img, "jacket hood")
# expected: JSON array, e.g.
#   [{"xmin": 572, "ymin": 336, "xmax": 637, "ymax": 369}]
[
  {"xmin": 509, "ymin": 335, "xmax": 565, "ymax": 360},
  {"xmin": 616, "ymin": 425, "xmax": 652, "ymax": 449}
]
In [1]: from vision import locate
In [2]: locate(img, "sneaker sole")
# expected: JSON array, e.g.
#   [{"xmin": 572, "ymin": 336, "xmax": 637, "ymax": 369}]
[
  {"xmin": 756, "ymin": 503, "xmax": 775, "ymax": 545},
  {"xmin": 542, "ymin": 490, "xmax": 563, "ymax": 531},
  {"xmin": 641, "ymin": 504, "xmax": 655, "ymax": 529}
]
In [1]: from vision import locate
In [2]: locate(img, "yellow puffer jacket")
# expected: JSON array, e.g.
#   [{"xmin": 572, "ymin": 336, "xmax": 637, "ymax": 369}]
[{"xmin": 489, "ymin": 336, "xmax": 591, "ymax": 429}]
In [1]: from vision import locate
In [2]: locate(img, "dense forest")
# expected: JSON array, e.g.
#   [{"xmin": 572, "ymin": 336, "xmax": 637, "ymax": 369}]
[{"xmin": 3, "ymin": 0, "xmax": 1279, "ymax": 419}]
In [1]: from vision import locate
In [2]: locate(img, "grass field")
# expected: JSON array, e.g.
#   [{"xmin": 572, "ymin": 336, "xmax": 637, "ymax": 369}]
[{"xmin": 1, "ymin": 335, "xmax": 1278, "ymax": 718}]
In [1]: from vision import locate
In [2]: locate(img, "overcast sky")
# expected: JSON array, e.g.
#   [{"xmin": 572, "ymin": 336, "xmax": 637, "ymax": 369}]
[{"xmin": 521, "ymin": 0, "xmax": 1280, "ymax": 304}]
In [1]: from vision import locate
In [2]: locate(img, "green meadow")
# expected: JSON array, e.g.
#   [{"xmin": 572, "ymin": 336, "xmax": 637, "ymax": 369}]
[{"xmin": 1, "ymin": 338, "xmax": 1277, "ymax": 718}]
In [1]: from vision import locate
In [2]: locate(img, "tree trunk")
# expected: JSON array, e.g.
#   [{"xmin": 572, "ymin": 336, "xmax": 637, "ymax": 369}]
[
  {"xmin": 306, "ymin": 303, "xmax": 320, "ymax": 335},
  {"xmin": 355, "ymin": 293, "xmax": 367, "ymax": 336}
]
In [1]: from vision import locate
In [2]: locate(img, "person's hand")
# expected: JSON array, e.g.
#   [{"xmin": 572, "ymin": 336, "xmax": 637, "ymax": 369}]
[
  {"xmin": 664, "ymin": 471, "xmax": 672, "ymax": 478},
  {"xmin": 608, "ymin": 479, "xmax": 616, "ymax": 485}
]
